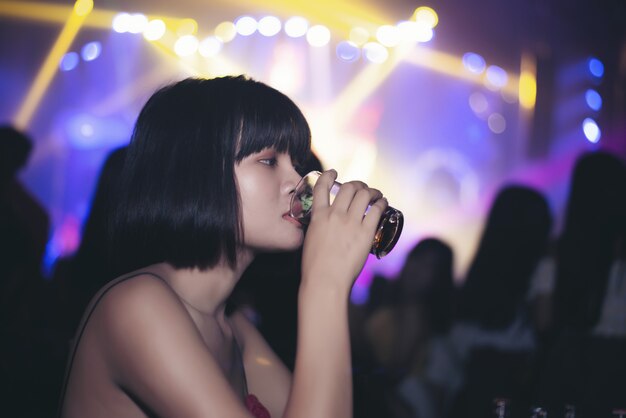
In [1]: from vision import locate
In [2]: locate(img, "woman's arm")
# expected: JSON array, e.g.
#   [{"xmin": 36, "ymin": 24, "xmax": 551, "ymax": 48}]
[{"xmin": 285, "ymin": 170, "xmax": 388, "ymax": 418}]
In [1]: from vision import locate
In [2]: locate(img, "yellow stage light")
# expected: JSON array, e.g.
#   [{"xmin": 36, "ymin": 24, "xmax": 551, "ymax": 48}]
[
  {"xmin": 413, "ymin": 6, "xmax": 438, "ymax": 29},
  {"xmin": 519, "ymin": 53, "xmax": 537, "ymax": 109},
  {"xmin": 74, "ymin": 0, "xmax": 93, "ymax": 17},
  {"xmin": 13, "ymin": 2, "xmax": 90, "ymax": 129},
  {"xmin": 214, "ymin": 21, "xmax": 237, "ymax": 43}
]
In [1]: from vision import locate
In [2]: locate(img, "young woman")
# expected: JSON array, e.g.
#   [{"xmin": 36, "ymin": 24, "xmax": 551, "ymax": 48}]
[{"xmin": 58, "ymin": 76, "xmax": 388, "ymax": 418}]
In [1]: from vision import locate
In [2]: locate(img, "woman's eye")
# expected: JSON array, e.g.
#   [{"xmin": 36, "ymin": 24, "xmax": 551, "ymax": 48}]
[{"xmin": 260, "ymin": 158, "xmax": 277, "ymax": 166}]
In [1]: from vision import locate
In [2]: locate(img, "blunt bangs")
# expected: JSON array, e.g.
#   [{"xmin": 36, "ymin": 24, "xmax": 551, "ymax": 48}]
[{"xmin": 234, "ymin": 80, "xmax": 311, "ymax": 168}]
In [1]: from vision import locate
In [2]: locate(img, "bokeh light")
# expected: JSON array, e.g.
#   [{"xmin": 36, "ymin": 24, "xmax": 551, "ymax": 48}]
[
  {"xmin": 349, "ymin": 27, "xmax": 370, "ymax": 46},
  {"xmin": 176, "ymin": 18, "xmax": 198, "ymax": 36},
  {"xmin": 396, "ymin": 21, "xmax": 421, "ymax": 43},
  {"xmin": 215, "ymin": 21, "xmax": 237, "ymax": 43},
  {"xmin": 199, "ymin": 36, "xmax": 223, "ymax": 57},
  {"xmin": 235, "ymin": 16, "xmax": 257, "ymax": 36},
  {"xmin": 112, "ymin": 13, "xmax": 131, "ymax": 33},
  {"xmin": 306, "ymin": 25, "xmax": 331, "ymax": 47},
  {"xmin": 485, "ymin": 65, "xmax": 508, "ymax": 89},
  {"xmin": 588, "ymin": 57, "xmax": 604, "ymax": 78},
  {"xmin": 469, "ymin": 91, "xmax": 489, "ymax": 115},
  {"xmin": 414, "ymin": 25, "xmax": 434, "ymax": 42},
  {"xmin": 336, "ymin": 41, "xmax": 360, "ymax": 62},
  {"xmin": 363, "ymin": 42, "xmax": 389, "ymax": 63},
  {"xmin": 462, "ymin": 52, "xmax": 486, "ymax": 74},
  {"xmin": 143, "ymin": 19, "xmax": 166, "ymax": 41},
  {"xmin": 174, "ymin": 35, "xmax": 199, "ymax": 56},
  {"xmin": 284, "ymin": 16, "xmax": 308, "ymax": 38},
  {"xmin": 127, "ymin": 14, "xmax": 148, "ymax": 34},
  {"xmin": 59, "ymin": 52, "xmax": 79, "ymax": 71},
  {"xmin": 585, "ymin": 89, "xmax": 602, "ymax": 111},
  {"xmin": 582, "ymin": 118, "xmax": 601, "ymax": 143},
  {"xmin": 376, "ymin": 25, "xmax": 400, "ymax": 47},
  {"xmin": 81, "ymin": 41, "xmax": 101, "ymax": 61},
  {"xmin": 258, "ymin": 16, "xmax": 282, "ymax": 37},
  {"xmin": 413, "ymin": 6, "xmax": 439, "ymax": 29},
  {"xmin": 73, "ymin": 0, "xmax": 93, "ymax": 16},
  {"xmin": 487, "ymin": 113, "xmax": 506, "ymax": 133}
]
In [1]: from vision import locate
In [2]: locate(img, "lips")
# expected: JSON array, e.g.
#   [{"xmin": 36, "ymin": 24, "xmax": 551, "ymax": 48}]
[{"xmin": 283, "ymin": 213, "xmax": 303, "ymax": 227}]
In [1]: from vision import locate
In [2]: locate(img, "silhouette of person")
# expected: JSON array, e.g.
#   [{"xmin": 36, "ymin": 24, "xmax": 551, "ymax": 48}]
[
  {"xmin": 52, "ymin": 146, "xmax": 128, "ymax": 342},
  {"xmin": 0, "ymin": 125, "xmax": 55, "ymax": 417},
  {"xmin": 354, "ymin": 238, "xmax": 456, "ymax": 418},
  {"xmin": 538, "ymin": 150, "xmax": 626, "ymax": 416},
  {"xmin": 448, "ymin": 185, "xmax": 553, "ymax": 418}
]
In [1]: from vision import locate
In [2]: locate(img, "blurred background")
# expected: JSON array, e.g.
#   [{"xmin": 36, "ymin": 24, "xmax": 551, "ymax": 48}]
[{"xmin": 1, "ymin": 0, "xmax": 625, "ymax": 294}]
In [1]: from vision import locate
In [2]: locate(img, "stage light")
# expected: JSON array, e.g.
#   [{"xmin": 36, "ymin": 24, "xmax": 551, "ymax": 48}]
[
  {"xmin": 336, "ymin": 41, "xmax": 360, "ymax": 62},
  {"xmin": 487, "ymin": 113, "xmax": 506, "ymax": 133},
  {"xmin": 306, "ymin": 25, "xmax": 331, "ymax": 47},
  {"xmin": 143, "ymin": 19, "xmax": 166, "ymax": 41},
  {"xmin": 284, "ymin": 16, "xmax": 308, "ymax": 38},
  {"xmin": 81, "ymin": 41, "xmax": 101, "ymax": 61},
  {"xmin": 73, "ymin": 0, "xmax": 93, "ymax": 17},
  {"xmin": 585, "ymin": 89, "xmax": 602, "ymax": 111},
  {"xmin": 582, "ymin": 118, "xmax": 601, "ymax": 143},
  {"xmin": 413, "ymin": 6, "xmax": 438, "ymax": 29},
  {"xmin": 349, "ymin": 27, "xmax": 370, "ymax": 46},
  {"xmin": 376, "ymin": 25, "xmax": 400, "ymax": 47},
  {"xmin": 176, "ymin": 18, "xmax": 197, "ymax": 36},
  {"xmin": 363, "ymin": 42, "xmax": 388, "ymax": 64},
  {"xmin": 485, "ymin": 65, "xmax": 508, "ymax": 89},
  {"xmin": 14, "ymin": 2, "xmax": 89, "ymax": 128},
  {"xmin": 112, "ymin": 13, "xmax": 131, "ymax": 33},
  {"xmin": 174, "ymin": 35, "xmax": 199, "ymax": 57},
  {"xmin": 215, "ymin": 21, "xmax": 236, "ymax": 43},
  {"xmin": 127, "ymin": 13, "xmax": 148, "ymax": 34},
  {"xmin": 414, "ymin": 25, "xmax": 434, "ymax": 42},
  {"xmin": 235, "ymin": 16, "xmax": 257, "ymax": 36},
  {"xmin": 397, "ymin": 21, "xmax": 420, "ymax": 43},
  {"xmin": 462, "ymin": 52, "xmax": 486, "ymax": 74},
  {"xmin": 258, "ymin": 16, "xmax": 281, "ymax": 37},
  {"xmin": 59, "ymin": 52, "xmax": 79, "ymax": 71},
  {"xmin": 518, "ymin": 70, "xmax": 536, "ymax": 109},
  {"xmin": 588, "ymin": 57, "xmax": 604, "ymax": 78},
  {"xmin": 469, "ymin": 91, "xmax": 488, "ymax": 115},
  {"xmin": 199, "ymin": 36, "xmax": 222, "ymax": 57}
]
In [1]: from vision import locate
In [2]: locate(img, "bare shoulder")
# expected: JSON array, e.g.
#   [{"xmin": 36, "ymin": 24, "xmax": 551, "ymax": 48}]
[
  {"xmin": 92, "ymin": 274, "xmax": 182, "ymax": 326},
  {"xmin": 86, "ymin": 273, "xmax": 193, "ymax": 363}
]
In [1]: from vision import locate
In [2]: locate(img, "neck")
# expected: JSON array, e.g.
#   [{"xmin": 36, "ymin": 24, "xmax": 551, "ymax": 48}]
[{"xmin": 147, "ymin": 250, "xmax": 254, "ymax": 319}]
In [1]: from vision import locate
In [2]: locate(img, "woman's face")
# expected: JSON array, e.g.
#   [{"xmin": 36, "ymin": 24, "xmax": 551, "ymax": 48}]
[{"xmin": 234, "ymin": 147, "xmax": 305, "ymax": 253}]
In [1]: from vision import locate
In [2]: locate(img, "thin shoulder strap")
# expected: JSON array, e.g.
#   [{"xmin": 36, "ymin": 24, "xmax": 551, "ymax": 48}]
[{"xmin": 56, "ymin": 271, "xmax": 167, "ymax": 418}]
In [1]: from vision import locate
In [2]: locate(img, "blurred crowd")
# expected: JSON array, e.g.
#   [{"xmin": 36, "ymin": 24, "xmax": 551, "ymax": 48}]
[{"xmin": 1, "ymin": 124, "xmax": 625, "ymax": 417}]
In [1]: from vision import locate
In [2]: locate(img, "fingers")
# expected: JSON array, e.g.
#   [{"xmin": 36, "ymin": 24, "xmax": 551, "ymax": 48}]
[
  {"xmin": 312, "ymin": 169, "xmax": 387, "ymax": 228},
  {"xmin": 347, "ymin": 187, "xmax": 382, "ymax": 219},
  {"xmin": 312, "ymin": 169, "xmax": 337, "ymax": 210},
  {"xmin": 362, "ymin": 196, "xmax": 388, "ymax": 230},
  {"xmin": 332, "ymin": 180, "xmax": 367, "ymax": 213}
]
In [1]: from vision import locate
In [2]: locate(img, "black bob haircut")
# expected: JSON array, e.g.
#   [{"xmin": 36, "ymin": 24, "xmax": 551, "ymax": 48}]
[{"xmin": 109, "ymin": 76, "xmax": 311, "ymax": 274}]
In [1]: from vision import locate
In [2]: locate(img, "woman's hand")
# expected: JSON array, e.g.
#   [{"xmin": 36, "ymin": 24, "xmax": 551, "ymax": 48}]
[{"xmin": 300, "ymin": 169, "xmax": 388, "ymax": 294}]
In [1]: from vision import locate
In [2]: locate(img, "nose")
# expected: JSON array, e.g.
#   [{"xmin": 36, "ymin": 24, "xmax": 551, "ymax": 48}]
[{"xmin": 283, "ymin": 165, "xmax": 303, "ymax": 196}]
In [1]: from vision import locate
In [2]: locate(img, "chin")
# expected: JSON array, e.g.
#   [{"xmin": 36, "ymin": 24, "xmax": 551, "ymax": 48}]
[{"xmin": 249, "ymin": 231, "xmax": 304, "ymax": 253}]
